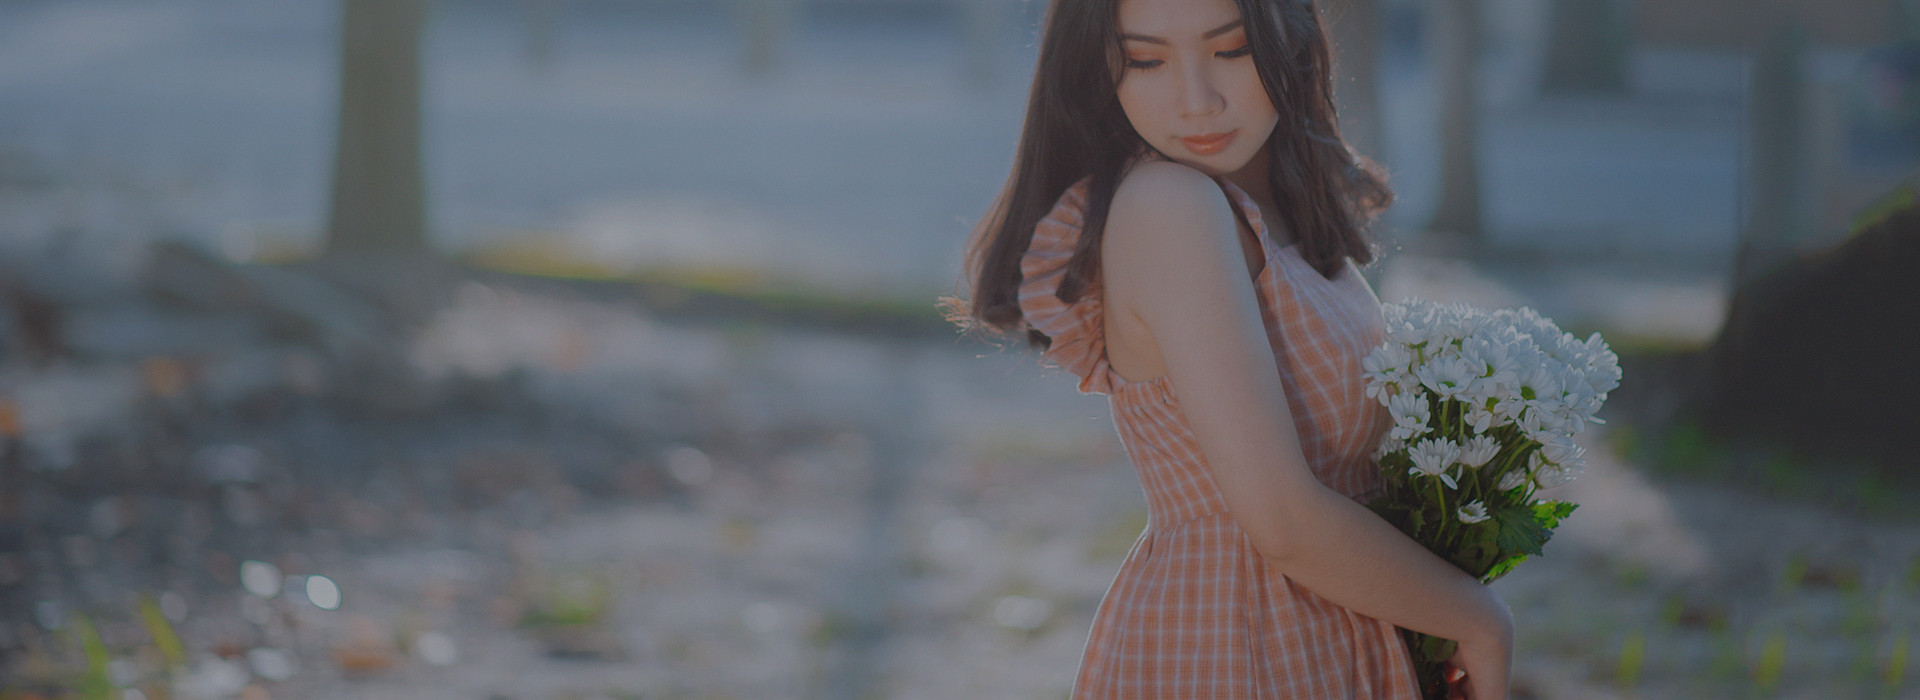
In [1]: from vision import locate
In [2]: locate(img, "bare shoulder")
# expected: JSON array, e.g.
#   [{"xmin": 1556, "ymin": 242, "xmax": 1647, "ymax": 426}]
[
  {"xmin": 1108, "ymin": 161, "xmax": 1236, "ymax": 231},
  {"xmin": 1104, "ymin": 161, "xmax": 1242, "ymax": 269}
]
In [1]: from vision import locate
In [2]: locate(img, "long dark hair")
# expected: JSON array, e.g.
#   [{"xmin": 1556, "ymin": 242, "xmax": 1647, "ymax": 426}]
[{"xmin": 945, "ymin": 0, "xmax": 1391, "ymax": 347}]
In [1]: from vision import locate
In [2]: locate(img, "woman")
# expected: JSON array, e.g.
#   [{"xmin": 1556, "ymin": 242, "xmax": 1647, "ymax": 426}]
[{"xmin": 947, "ymin": 0, "xmax": 1514, "ymax": 697}]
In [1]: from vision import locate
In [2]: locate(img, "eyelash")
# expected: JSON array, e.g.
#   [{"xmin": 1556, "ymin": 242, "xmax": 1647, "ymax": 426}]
[{"xmin": 1124, "ymin": 46, "xmax": 1252, "ymax": 70}]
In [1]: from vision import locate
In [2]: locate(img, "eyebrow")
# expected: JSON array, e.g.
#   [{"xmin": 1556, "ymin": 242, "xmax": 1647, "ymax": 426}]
[{"xmin": 1120, "ymin": 19, "xmax": 1244, "ymax": 45}]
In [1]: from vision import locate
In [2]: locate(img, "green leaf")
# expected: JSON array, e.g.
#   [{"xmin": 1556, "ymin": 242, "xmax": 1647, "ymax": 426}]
[
  {"xmin": 1418, "ymin": 633, "xmax": 1457, "ymax": 661},
  {"xmin": 1406, "ymin": 506, "xmax": 1429, "ymax": 540},
  {"xmin": 1530, "ymin": 502, "xmax": 1578, "ymax": 551},
  {"xmin": 138, "ymin": 594, "xmax": 187, "ymax": 669},
  {"xmin": 1493, "ymin": 506, "xmax": 1552, "ymax": 558},
  {"xmin": 1365, "ymin": 498, "xmax": 1396, "ymax": 521},
  {"xmin": 1483, "ymin": 554, "xmax": 1531, "ymax": 582},
  {"xmin": 1462, "ymin": 523, "xmax": 1505, "ymax": 575},
  {"xmin": 1534, "ymin": 500, "xmax": 1578, "ymax": 525},
  {"xmin": 74, "ymin": 613, "xmax": 113, "ymax": 700}
]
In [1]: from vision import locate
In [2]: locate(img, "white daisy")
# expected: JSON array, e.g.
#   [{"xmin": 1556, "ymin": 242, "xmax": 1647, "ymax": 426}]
[
  {"xmin": 1460, "ymin": 335, "xmax": 1519, "ymax": 389},
  {"xmin": 1457, "ymin": 500, "xmax": 1491, "ymax": 524},
  {"xmin": 1462, "ymin": 402, "xmax": 1498, "ymax": 434},
  {"xmin": 1362, "ymin": 344, "xmax": 1413, "ymax": 401},
  {"xmin": 1458, "ymin": 435, "xmax": 1500, "ymax": 469},
  {"xmin": 1372, "ymin": 435, "xmax": 1406, "ymax": 463},
  {"xmin": 1583, "ymin": 333, "xmax": 1623, "ymax": 394},
  {"xmin": 1427, "ymin": 302, "xmax": 1479, "ymax": 346},
  {"xmin": 1496, "ymin": 469, "xmax": 1528, "ymax": 491},
  {"xmin": 1535, "ymin": 462, "xmax": 1579, "ymax": 489},
  {"xmin": 1529, "ymin": 450, "xmax": 1583, "ymax": 488},
  {"xmin": 1514, "ymin": 407, "xmax": 1555, "ymax": 445},
  {"xmin": 1388, "ymin": 392, "xmax": 1431, "ymax": 442},
  {"xmin": 1515, "ymin": 364, "xmax": 1564, "ymax": 405},
  {"xmin": 1408, "ymin": 438, "xmax": 1461, "ymax": 489},
  {"xmin": 1541, "ymin": 435, "xmax": 1585, "ymax": 467},
  {"xmin": 1384, "ymin": 305, "xmax": 1432, "ymax": 348},
  {"xmin": 1416, "ymin": 357, "xmax": 1478, "ymax": 401}
]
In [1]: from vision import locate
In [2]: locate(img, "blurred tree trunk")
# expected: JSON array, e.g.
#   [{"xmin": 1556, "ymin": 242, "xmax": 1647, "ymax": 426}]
[
  {"xmin": 1540, "ymin": 0, "xmax": 1629, "ymax": 94},
  {"xmin": 1699, "ymin": 185, "xmax": 1920, "ymax": 475},
  {"xmin": 522, "ymin": 0, "xmax": 562, "ymax": 72},
  {"xmin": 733, "ymin": 0, "xmax": 800, "ymax": 76},
  {"xmin": 0, "ymin": 402, "xmax": 20, "ymax": 554},
  {"xmin": 326, "ymin": 0, "xmax": 429, "ymax": 256},
  {"xmin": 1328, "ymin": 0, "xmax": 1386, "ymax": 165},
  {"xmin": 1428, "ymin": 0, "xmax": 1485, "ymax": 238}
]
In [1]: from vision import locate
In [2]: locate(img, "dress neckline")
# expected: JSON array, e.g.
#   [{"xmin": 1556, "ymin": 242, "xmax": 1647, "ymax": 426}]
[{"xmin": 1213, "ymin": 177, "xmax": 1299, "ymax": 278}]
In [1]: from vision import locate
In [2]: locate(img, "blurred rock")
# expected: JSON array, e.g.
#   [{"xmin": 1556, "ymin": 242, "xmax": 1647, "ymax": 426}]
[
  {"xmin": 193, "ymin": 445, "xmax": 267, "ymax": 486},
  {"xmin": 61, "ymin": 303, "xmax": 267, "ymax": 361},
  {"xmin": 538, "ymin": 624, "xmax": 627, "ymax": 661},
  {"xmin": 1698, "ymin": 191, "xmax": 1920, "ymax": 474},
  {"xmin": 142, "ymin": 240, "xmax": 388, "ymax": 359},
  {"xmin": 333, "ymin": 618, "xmax": 401, "ymax": 676},
  {"xmin": 172, "ymin": 657, "xmax": 248, "ymax": 700},
  {"xmin": 412, "ymin": 630, "xmax": 458, "ymax": 666},
  {"xmin": 245, "ymin": 647, "xmax": 297, "ymax": 681},
  {"xmin": 0, "ymin": 276, "xmax": 63, "ymax": 366}
]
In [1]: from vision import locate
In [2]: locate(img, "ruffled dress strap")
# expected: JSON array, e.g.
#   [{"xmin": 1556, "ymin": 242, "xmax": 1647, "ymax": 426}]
[
  {"xmin": 1214, "ymin": 178, "xmax": 1273, "ymax": 250},
  {"xmin": 1017, "ymin": 178, "xmax": 1117, "ymax": 395}
]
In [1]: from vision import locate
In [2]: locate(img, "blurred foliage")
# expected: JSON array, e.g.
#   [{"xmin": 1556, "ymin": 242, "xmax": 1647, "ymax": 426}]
[
  {"xmin": 72, "ymin": 614, "xmax": 110, "ymax": 700},
  {"xmin": 1607, "ymin": 339, "xmax": 1920, "ymax": 523},
  {"xmin": 1, "ymin": 594, "xmax": 190, "ymax": 699},
  {"xmin": 518, "ymin": 566, "xmax": 614, "ymax": 629},
  {"xmin": 1084, "ymin": 507, "xmax": 1148, "ymax": 563},
  {"xmin": 1890, "ymin": 633, "xmax": 1911, "ymax": 688},
  {"xmin": 136, "ymin": 595, "xmax": 186, "ymax": 670},
  {"xmin": 1753, "ymin": 629, "xmax": 1788, "ymax": 690},
  {"xmin": 457, "ymin": 243, "xmax": 950, "ymax": 338},
  {"xmin": 1617, "ymin": 419, "xmax": 1917, "ymax": 520},
  {"xmin": 1613, "ymin": 629, "xmax": 1646, "ymax": 689}
]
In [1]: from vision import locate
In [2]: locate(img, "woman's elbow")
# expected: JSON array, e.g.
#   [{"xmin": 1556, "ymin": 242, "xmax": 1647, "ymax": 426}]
[{"xmin": 1233, "ymin": 486, "xmax": 1333, "ymax": 567}]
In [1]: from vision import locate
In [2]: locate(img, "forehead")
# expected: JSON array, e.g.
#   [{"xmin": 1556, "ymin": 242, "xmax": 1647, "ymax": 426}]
[{"xmin": 1116, "ymin": 0, "xmax": 1245, "ymax": 39}]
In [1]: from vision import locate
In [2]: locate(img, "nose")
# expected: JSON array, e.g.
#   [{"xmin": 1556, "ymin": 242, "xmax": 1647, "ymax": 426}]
[{"xmin": 1178, "ymin": 60, "xmax": 1224, "ymax": 119}]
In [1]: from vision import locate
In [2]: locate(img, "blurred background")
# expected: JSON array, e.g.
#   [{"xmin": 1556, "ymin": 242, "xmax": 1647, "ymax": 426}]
[{"xmin": 0, "ymin": 0, "xmax": 1917, "ymax": 698}]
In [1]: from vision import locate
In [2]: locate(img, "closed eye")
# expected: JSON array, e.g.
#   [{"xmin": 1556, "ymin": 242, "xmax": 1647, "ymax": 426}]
[
  {"xmin": 1217, "ymin": 45, "xmax": 1252, "ymax": 59},
  {"xmin": 1124, "ymin": 58, "xmax": 1164, "ymax": 70}
]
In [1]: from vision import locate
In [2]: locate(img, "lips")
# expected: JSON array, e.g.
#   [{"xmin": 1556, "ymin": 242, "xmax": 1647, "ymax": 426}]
[{"xmin": 1180, "ymin": 130, "xmax": 1237, "ymax": 156}]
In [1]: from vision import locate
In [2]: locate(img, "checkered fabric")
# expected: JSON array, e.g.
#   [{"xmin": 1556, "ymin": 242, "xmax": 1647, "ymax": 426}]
[{"xmin": 1017, "ymin": 178, "xmax": 1419, "ymax": 699}]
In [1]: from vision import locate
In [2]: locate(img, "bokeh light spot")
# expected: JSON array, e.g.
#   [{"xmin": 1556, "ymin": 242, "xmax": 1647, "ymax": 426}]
[{"xmin": 306, "ymin": 575, "xmax": 342, "ymax": 610}]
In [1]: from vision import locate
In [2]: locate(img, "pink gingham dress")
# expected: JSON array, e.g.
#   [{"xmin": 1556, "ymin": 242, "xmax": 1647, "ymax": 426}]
[{"xmin": 1019, "ymin": 177, "xmax": 1420, "ymax": 699}]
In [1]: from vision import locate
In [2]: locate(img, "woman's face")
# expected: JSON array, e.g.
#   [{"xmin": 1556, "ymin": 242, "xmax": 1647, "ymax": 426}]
[{"xmin": 1113, "ymin": 0, "xmax": 1278, "ymax": 177}]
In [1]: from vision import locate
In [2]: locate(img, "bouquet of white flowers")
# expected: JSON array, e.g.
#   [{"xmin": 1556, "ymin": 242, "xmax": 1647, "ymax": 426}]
[{"xmin": 1361, "ymin": 298, "xmax": 1622, "ymax": 699}]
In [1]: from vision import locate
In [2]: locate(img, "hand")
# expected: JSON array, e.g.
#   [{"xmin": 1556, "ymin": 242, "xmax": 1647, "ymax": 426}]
[{"xmin": 1443, "ymin": 614, "xmax": 1513, "ymax": 700}]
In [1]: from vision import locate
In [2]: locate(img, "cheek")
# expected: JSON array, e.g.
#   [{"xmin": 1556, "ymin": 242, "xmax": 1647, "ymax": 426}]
[
  {"xmin": 1115, "ymin": 81, "xmax": 1163, "ymax": 137},
  {"xmin": 1233, "ymin": 80, "xmax": 1279, "ymax": 147},
  {"xmin": 1229, "ymin": 67, "xmax": 1276, "ymax": 123}
]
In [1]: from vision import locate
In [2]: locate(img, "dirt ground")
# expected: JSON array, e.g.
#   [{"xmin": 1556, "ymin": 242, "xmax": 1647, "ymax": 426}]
[{"xmin": 1, "ymin": 248, "xmax": 1916, "ymax": 700}]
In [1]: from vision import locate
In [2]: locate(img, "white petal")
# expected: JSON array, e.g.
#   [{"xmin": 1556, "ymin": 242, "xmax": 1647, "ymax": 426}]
[
  {"xmin": 1459, "ymin": 435, "xmax": 1500, "ymax": 468},
  {"xmin": 1457, "ymin": 501, "xmax": 1491, "ymax": 524}
]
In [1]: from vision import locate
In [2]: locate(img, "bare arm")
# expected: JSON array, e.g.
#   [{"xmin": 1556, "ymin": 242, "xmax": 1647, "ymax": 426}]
[{"xmin": 1102, "ymin": 163, "xmax": 1512, "ymax": 682}]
